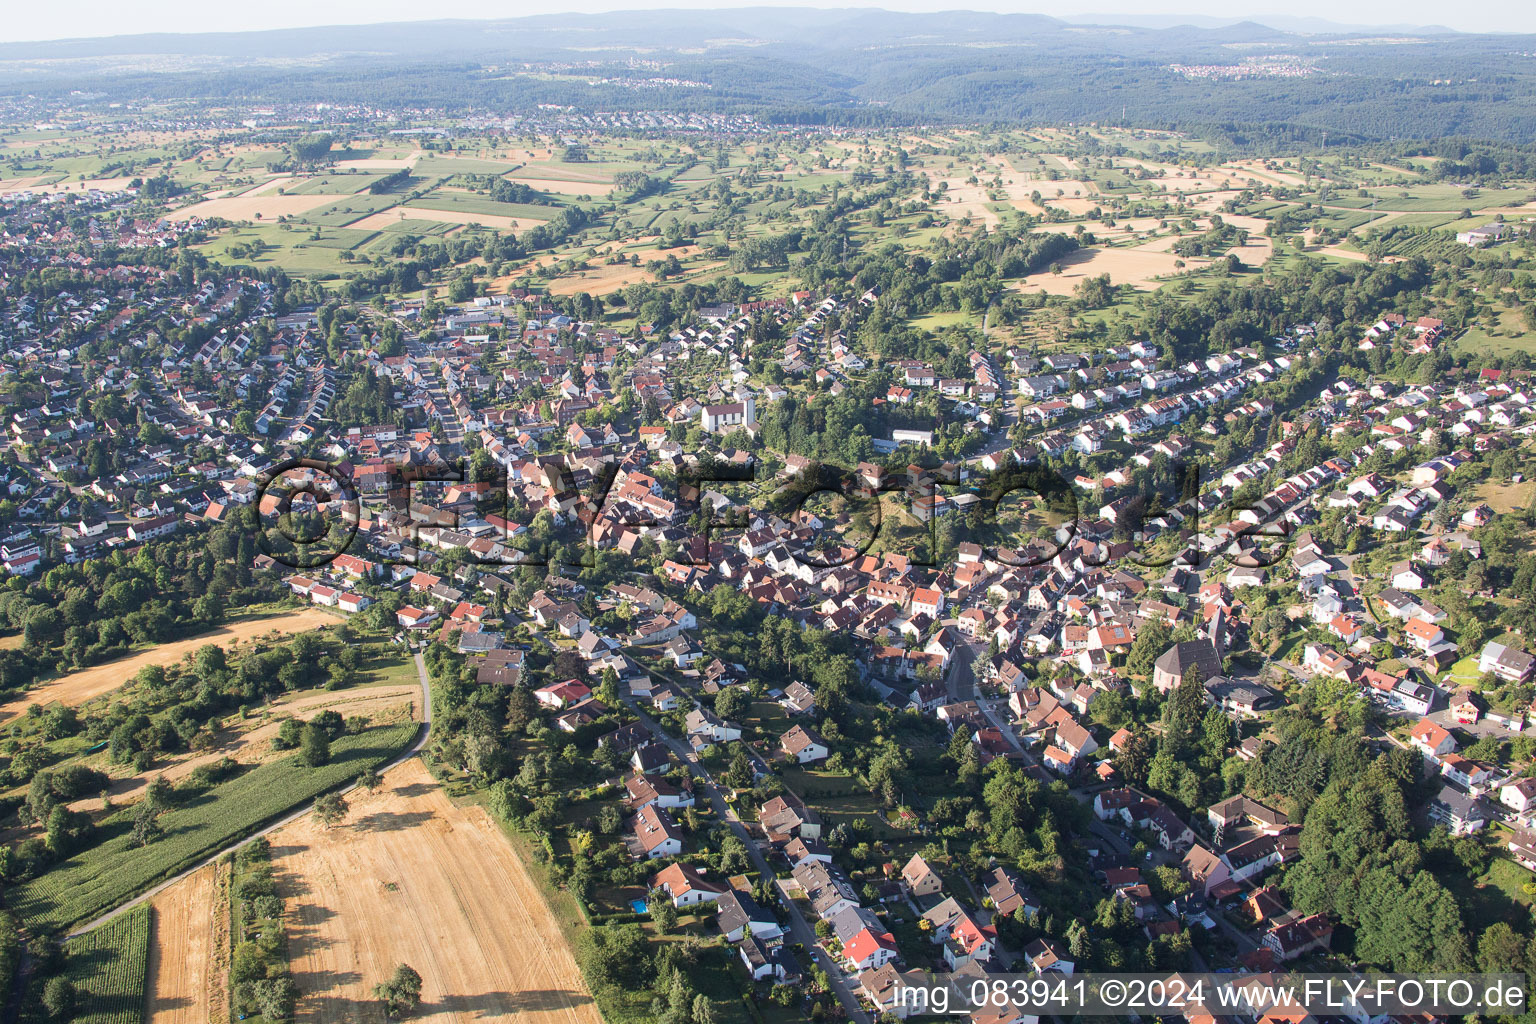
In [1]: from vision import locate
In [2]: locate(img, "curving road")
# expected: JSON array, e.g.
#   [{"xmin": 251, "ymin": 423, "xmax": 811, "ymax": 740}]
[{"xmin": 65, "ymin": 651, "xmax": 433, "ymax": 938}]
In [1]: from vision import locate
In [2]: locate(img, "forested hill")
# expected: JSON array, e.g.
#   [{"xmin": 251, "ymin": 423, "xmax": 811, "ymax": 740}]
[{"xmin": 6, "ymin": 8, "xmax": 1536, "ymax": 142}]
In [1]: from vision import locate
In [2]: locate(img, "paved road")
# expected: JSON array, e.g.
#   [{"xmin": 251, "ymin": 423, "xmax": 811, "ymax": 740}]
[
  {"xmin": 951, "ymin": 639, "xmax": 1041, "ymax": 767},
  {"xmin": 621, "ymin": 677, "xmax": 870, "ymax": 1024},
  {"xmin": 66, "ymin": 650, "xmax": 434, "ymax": 938}
]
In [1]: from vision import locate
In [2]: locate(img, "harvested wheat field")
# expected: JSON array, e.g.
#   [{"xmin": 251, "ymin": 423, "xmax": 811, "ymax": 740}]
[
  {"xmin": 1227, "ymin": 235, "xmax": 1276, "ymax": 267},
  {"xmin": 147, "ymin": 862, "xmax": 224, "ymax": 1024},
  {"xmin": 1012, "ymin": 245, "xmax": 1197, "ymax": 295},
  {"xmin": 169, "ymin": 194, "xmax": 341, "ymax": 222},
  {"xmin": 272, "ymin": 759, "xmax": 600, "ymax": 1024},
  {"xmin": 1220, "ymin": 160, "xmax": 1309, "ymax": 187},
  {"xmin": 924, "ymin": 173, "xmax": 1000, "ymax": 226},
  {"xmin": 10, "ymin": 176, "xmax": 140, "ymax": 195},
  {"xmin": 546, "ymin": 264, "xmax": 656, "ymax": 295},
  {"xmin": 346, "ymin": 208, "xmax": 549, "ymax": 232},
  {"xmin": 0, "ymin": 607, "xmax": 339, "ymax": 723}
]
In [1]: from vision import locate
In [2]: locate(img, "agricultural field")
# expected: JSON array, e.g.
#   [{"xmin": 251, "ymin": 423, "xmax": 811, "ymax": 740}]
[
  {"xmin": 9, "ymin": 722, "xmax": 420, "ymax": 933},
  {"xmin": 271, "ymin": 758, "xmax": 601, "ymax": 1024},
  {"xmin": 145, "ymin": 863, "xmax": 222, "ymax": 1024},
  {"xmin": 30, "ymin": 681, "xmax": 421, "ymax": 817},
  {"xmin": 0, "ymin": 607, "xmax": 342, "ymax": 725},
  {"xmin": 98, "ymin": 124, "xmax": 1525, "ymax": 308},
  {"xmin": 58, "ymin": 905, "xmax": 152, "ymax": 1024}
]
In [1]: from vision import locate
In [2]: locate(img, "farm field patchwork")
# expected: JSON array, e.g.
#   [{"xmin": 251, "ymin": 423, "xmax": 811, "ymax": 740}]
[
  {"xmin": 145, "ymin": 864, "xmax": 221, "ymax": 1024},
  {"xmin": 9, "ymin": 722, "xmax": 420, "ymax": 932}
]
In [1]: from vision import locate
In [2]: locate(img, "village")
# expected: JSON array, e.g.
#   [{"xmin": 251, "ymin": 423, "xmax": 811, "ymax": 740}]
[{"xmin": 4, "ymin": 108, "xmax": 1536, "ymax": 1024}]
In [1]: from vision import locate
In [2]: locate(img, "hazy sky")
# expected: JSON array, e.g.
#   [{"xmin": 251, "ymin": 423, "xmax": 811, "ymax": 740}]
[{"xmin": 2, "ymin": 0, "xmax": 1532, "ymax": 43}]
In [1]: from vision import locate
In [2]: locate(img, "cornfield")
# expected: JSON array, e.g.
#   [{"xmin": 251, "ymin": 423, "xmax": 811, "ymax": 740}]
[
  {"xmin": 61, "ymin": 904, "xmax": 151, "ymax": 1024},
  {"xmin": 11, "ymin": 723, "xmax": 419, "ymax": 932}
]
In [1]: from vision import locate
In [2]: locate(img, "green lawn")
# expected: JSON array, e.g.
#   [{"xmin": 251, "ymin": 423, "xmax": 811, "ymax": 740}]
[
  {"xmin": 1475, "ymin": 850, "xmax": 1536, "ymax": 913},
  {"xmin": 1443, "ymin": 655, "xmax": 1483, "ymax": 688},
  {"xmin": 358, "ymin": 646, "xmax": 421, "ymax": 687},
  {"xmin": 1454, "ymin": 309, "xmax": 1536, "ymax": 358}
]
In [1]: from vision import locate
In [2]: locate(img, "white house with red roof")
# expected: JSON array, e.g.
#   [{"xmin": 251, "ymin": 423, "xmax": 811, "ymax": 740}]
[
  {"xmin": 1410, "ymin": 719, "xmax": 1457, "ymax": 760},
  {"xmin": 396, "ymin": 605, "xmax": 436, "ymax": 629},
  {"xmin": 535, "ymin": 679, "xmax": 592, "ymax": 709},
  {"xmin": 844, "ymin": 926, "xmax": 900, "ymax": 971},
  {"xmin": 651, "ymin": 862, "xmax": 725, "ymax": 907}
]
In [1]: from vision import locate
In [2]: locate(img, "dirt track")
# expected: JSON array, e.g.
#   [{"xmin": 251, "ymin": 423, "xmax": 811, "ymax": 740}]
[
  {"xmin": 57, "ymin": 686, "xmax": 419, "ymax": 814},
  {"xmin": 0, "ymin": 608, "xmax": 339, "ymax": 724},
  {"xmin": 271, "ymin": 759, "xmax": 601, "ymax": 1024}
]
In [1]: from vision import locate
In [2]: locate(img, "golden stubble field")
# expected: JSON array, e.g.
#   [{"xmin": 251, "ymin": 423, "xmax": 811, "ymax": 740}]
[
  {"xmin": 168, "ymin": 194, "xmax": 341, "ymax": 222},
  {"xmin": 270, "ymin": 758, "xmax": 601, "ymax": 1024},
  {"xmin": 345, "ymin": 208, "xmax": 550, "ymax": 232},
  {"xmin": 147, "ymin": 862, "xmax": 225, "ymax": 1024}
]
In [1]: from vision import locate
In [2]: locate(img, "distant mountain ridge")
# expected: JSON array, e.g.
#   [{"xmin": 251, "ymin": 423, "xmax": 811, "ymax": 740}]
[
  {"xmin": 0, "ymin": 7, "xmax": 1480, "ymax": 60},
  {"xmin": 1, "ymin": 8, "xmax": 1533, "ymax": 143},
  {"xmin": 1060, "ymin": 13, "xmax": 1457, "ymax": 34}
]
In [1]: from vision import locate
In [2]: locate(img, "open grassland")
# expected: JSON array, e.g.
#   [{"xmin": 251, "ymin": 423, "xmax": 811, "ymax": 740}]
[
  {"xmin": 1477, "ymin": 477, "xmax": 1536, "ymax": 514},
  {"xmin": 1454, "ymin": 307, "xmax": 1536, "ymax": 359},
  {"xmin": 60, "ymin": 905, "xmax": 152, "ymax": 1024},
  {"xmin": 9, "ymin": 723, "xmax": 420, "ymax": 933},
  {"xmin": 0, "ymin": 607, "xmax": 340, "ymax": 724},
  {"xmin": 272, "ymin": 758, "xmax": 601, "ymax": 1024}
]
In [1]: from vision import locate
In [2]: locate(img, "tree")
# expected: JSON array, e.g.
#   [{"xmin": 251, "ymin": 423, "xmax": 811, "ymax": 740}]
[
  {"xmin": 725, "ymin": 745, "xmax": 755, "ymax": 788},
  {"xmin": 252, "ymin": 977, "xmax": 298, "ymax": 1022},
  {"xmin": 357, "ymin": 767, "xmax": 383, "ymax": 793},
  {"xmin": 1127, "ymin": 618, "xmax": 1170, "ymax": 678},
  {"xmin": 649, "ymin": 892, "xmax": 679, "ymax": 933},
  {"xmin": 290, "ymin": 133, "xmax": 335, "ymax": 167},
  {"xmin": 1200, "ymin": 707, "xmax": 1232, "ymax": 770},
  {"xmin": 374, "ymin": 963, "xmax": 424, "ymax": 1017},
  {"xmin": 275, "ymin": 718, "xmax": 303, "ymax": 749},
  {"xmin": 314, "ymin": 792, "xmax": 349, "ymax": 829},
  {"xmin": 129, "ymin": 799, "xmax": 163, "ymax": 848},
  {"xmin": 715, "ymin": 687, "xmax": 750, "ymax": 721},
  {"xmin": 299, "ymin": 722, "xmax": 331, "ymax": 767},
  {"xmin": 42, "ymin": 977, "xmax": 76, "ymax": 1020}
]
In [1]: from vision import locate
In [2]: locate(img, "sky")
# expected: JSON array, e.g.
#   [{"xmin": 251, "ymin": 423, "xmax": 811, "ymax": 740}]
[{"xmin": 1, "ymin": 0, "xmax": 1531, "ymax": 43}]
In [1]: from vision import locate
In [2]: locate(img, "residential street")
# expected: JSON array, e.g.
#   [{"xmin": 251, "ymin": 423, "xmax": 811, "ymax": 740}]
[{"xmin": 622, "ymin": 683, "xmax": 871, "ymax": 1024}]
